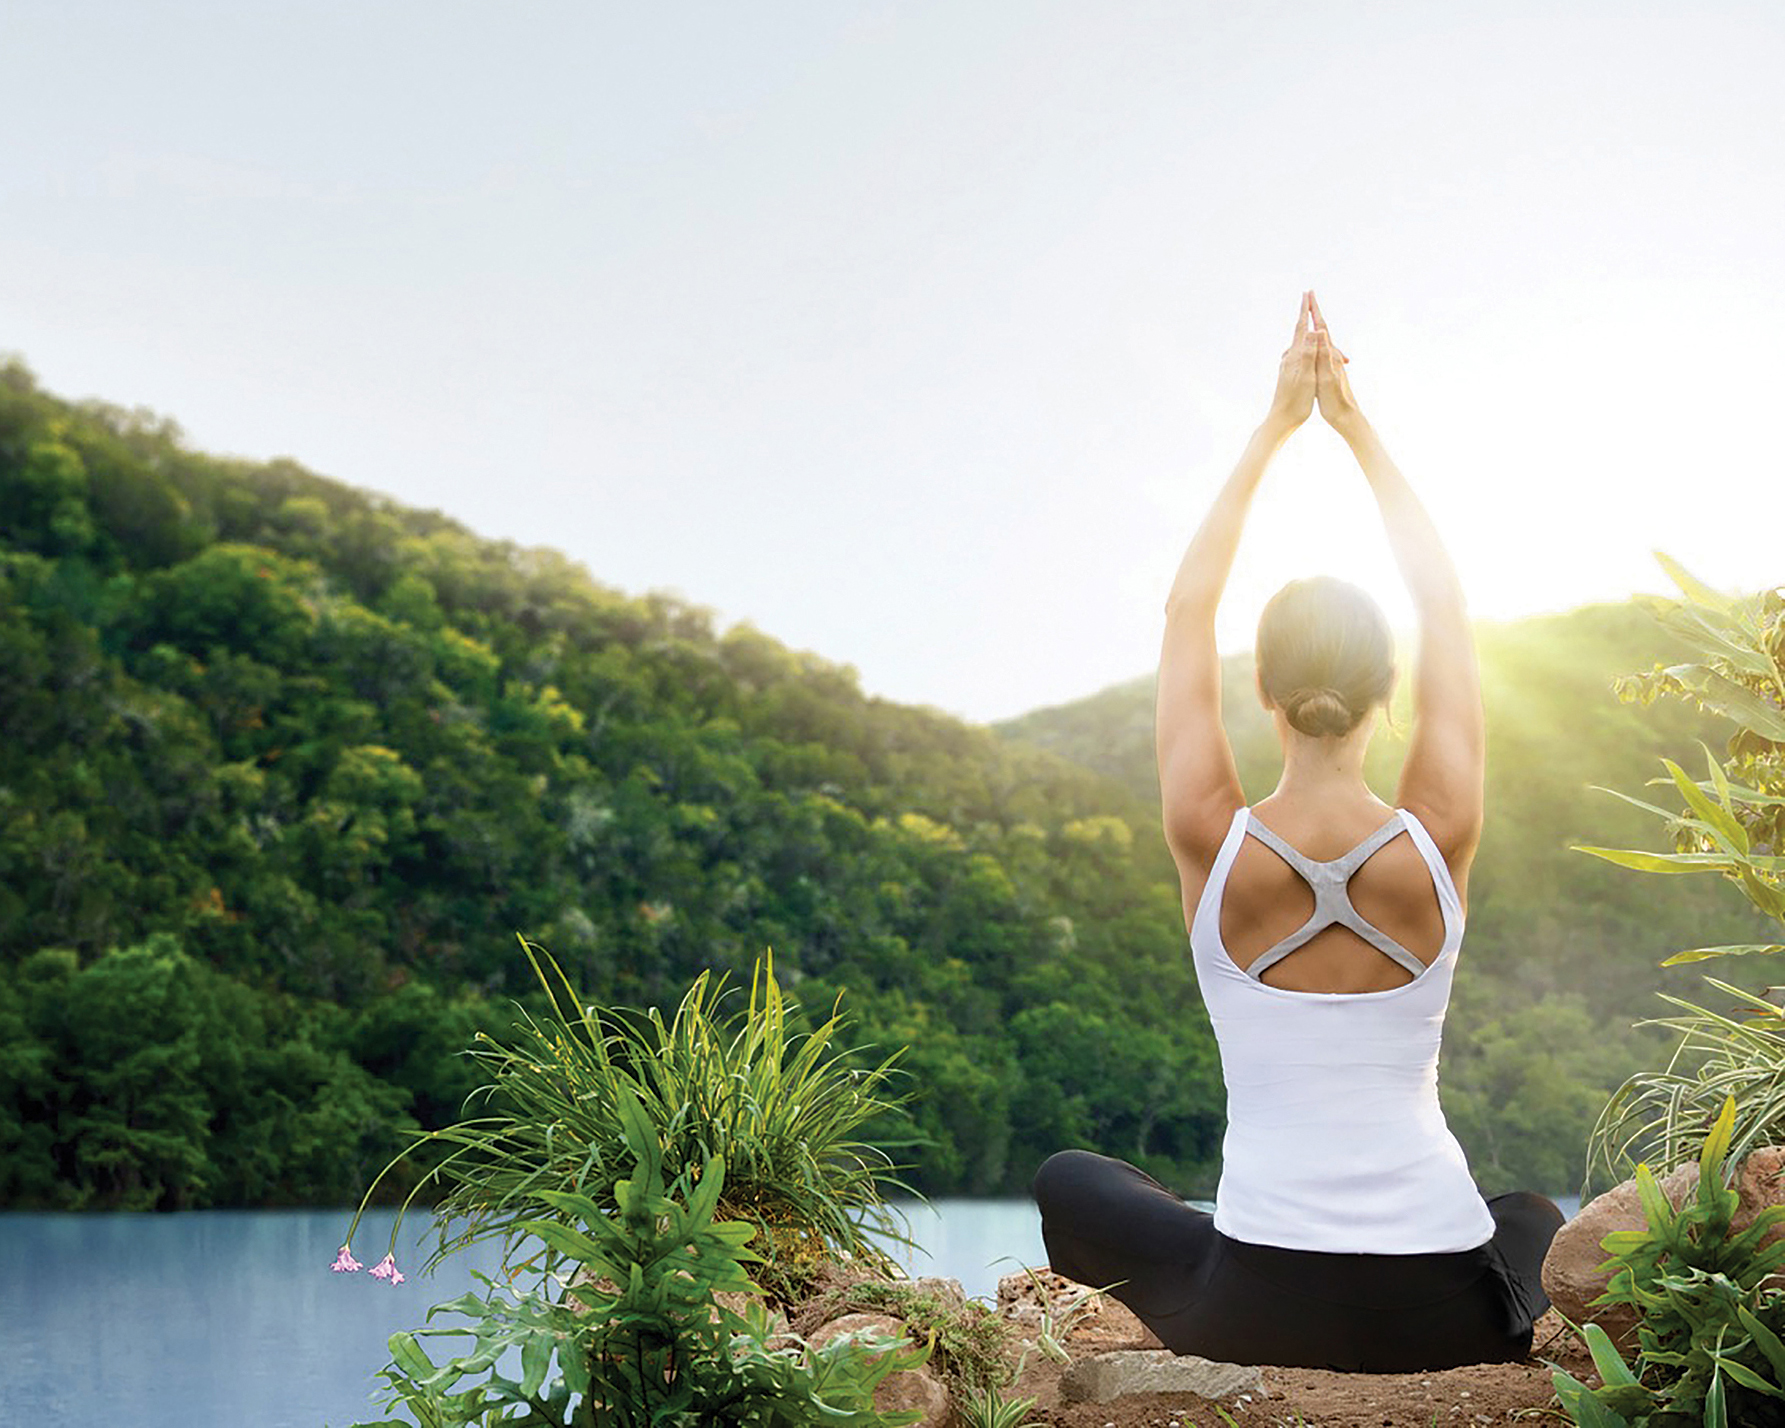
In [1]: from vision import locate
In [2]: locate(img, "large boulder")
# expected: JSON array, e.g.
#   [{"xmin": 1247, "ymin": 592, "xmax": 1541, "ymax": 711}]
[
  {"xmin": 1543, "ymin": 1146, "xmax": 1785, "ymax": 1346},
  {"xmin": 808, "ymin": 1311, "xmax": 950, "ymax": 1427}
]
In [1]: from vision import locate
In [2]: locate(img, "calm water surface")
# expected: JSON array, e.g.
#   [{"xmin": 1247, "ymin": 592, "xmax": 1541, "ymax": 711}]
[
  {"xmin": 0, "ymin": 1195, "xmax": 1577, "ymax": 1427},
  {"xmin": 0, "ymin": 1200, "xmax": 1045, "ymax": 1428}
]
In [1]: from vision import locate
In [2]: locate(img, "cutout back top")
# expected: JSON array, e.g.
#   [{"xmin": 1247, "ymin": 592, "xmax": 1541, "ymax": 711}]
[{"xmin": 1190, "ymin": 806, "xmax": 1493, "ymax": 1254}]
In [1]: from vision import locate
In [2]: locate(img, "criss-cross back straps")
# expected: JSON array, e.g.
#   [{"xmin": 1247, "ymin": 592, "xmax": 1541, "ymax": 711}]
[{"xmin": 1239, "ymin": 812, "xmax": 1431, "ymax": 981}]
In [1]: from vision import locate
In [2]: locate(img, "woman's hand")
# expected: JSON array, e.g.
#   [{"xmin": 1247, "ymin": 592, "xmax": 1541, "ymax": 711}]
[
  {"xmin": 1310, "ymin": 292, "xmax": 1364, "ymax": 437},
  {"xmin": 1266, "ymin": 291, "xmax": 1318, "ymax": 433}
]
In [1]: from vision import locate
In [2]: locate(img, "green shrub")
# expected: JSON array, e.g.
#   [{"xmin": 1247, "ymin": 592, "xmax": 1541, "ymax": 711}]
[
  {"xmin": 1554, "ymin": 1099, "xmax": 1785, "ymax": 1427},
  {"xmin": 798, "ymin": 1278, "xmax": 1016, "ymax": 1403},
  {"xmin": 352, "ymin": 1088, "xmax": 927, "ymax": 1427},
  {"xmin": 955, "ymin": 1386, "xmax": 1044, "ymax": 1428},
  {"xmin": 347, "ymin": 942, "xmax": 913, "ymax": 1303},
  {"xmin": 1578, "ymin": 559, "xmax": 1785, "ymax": 1180}
]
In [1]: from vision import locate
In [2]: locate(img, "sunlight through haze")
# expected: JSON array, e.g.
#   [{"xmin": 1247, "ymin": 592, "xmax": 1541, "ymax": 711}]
[{"xmin": 0, "ymin": 2, "xmax": 1778, "ymax": 721}]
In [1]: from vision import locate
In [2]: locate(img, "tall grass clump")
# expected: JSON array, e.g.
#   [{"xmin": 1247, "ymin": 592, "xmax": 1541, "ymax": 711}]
[
  {"xmin": 1576, "ymin": 558, "xmax": 1785, "ymax": 1184},
  {"xmin": 347, "ymin": 940, "xmax": 913, "ymax": 1301},
  {"xmin": 352, "ymin": 1088, "xmax": 927, "ymax": 1428}
]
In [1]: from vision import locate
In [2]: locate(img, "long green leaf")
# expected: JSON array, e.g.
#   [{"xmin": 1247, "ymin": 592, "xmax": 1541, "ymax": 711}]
[
  {"xmin": 1703, "ymin": 741, "xmax": 1740, "ymax": 815},
  {"xmin": 1573, "ymin": 845, "xmax": 1737, "ymax": 874},
  {"xmin": 529, "ymin": 1187, "xmax": 610, "ymax": 1225},
  {"xmin": 1654, "ymin": 603, "xmax": 1776, "ymax": 677},
  {"xmin": 1632, "ymin": 1163, "xmax": 1675, "ymax": 1235},
  {"xmin": 1550, "ymin": 1371, "xmax": 1635, "ymax": 1428},
  {"xmin": 513, "ymin": 1218, "xmax": 612, "ymax": 1270},
  {"xmin": 683, "ymin": 1153, "xmax": 727, "ymax": 1228},
  {"xmin": 1715, "ymin": 1355, "xmax": 1783, "ymax": 1395},
  {"xmin": 388, "ymin": 1331, "xmax": 438, "ymax": 1384},
  {"xmin": 1699, "ymin": 1098, "xmax": 1738, "ymax": 1206},
  {"xmin": 1739, "ymin": 1307, "xmax": 1785, "ymax": 1382},
  {"xmin": 1593, "ymin": 784, "xmax": 1703, "ymax": 826},
  {"xmin": 1707, "ymin": 1363, "xmax": 1728, "ymax": 1428},
  {"xmin": 1662, "ymin": 757, "xmax": 1749, "ymax": 854},
  {"xmin": 1739, "ymin": 865, "xmax": 1785, "ymax": 919},
  {"xmin": 518, "ymin": 1333, "xmax": 552, "ymax": 1400},
  {"xmin": 1661, "ymin": 944, "xmax": 1785, "ymax": 966},
  {"xmin": 1657, "ymin": 552, "xmax": 1735, "ymax": 613},
  {"xmin": 1666, "ymin": 664, "xmax": 1785, "ymax": 741},
  {"xmin": 1582, "ymin": 1321, "xmax": 1641, "ymax": 1386}
]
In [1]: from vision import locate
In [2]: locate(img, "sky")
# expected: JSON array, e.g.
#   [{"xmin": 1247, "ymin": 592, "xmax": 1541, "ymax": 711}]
[{"xmin": 2, "ymin": 1, "xmax": 1780, "ymax": 724}]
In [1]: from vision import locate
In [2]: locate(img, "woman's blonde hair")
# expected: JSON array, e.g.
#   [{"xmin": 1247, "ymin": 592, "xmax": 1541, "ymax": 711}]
[{"xmin": 1255, "ymin": 576, "xmax": 1395, "ymax": 738}]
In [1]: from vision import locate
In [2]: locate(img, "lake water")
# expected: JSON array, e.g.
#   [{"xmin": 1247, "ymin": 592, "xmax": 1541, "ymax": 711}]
[
  {"xmin": 0, "ymin": 1199, "xmax": 1045, "ymax": 1428},
  {"xmin": 0, "ymin": 1194, "xmax": 1577, "ymax": 1427}
]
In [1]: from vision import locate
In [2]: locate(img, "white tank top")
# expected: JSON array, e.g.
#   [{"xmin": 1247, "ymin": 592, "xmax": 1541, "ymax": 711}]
[{"xmin": 1190, "ymin": 805, "xmax": 1494, "ymax": 1255}]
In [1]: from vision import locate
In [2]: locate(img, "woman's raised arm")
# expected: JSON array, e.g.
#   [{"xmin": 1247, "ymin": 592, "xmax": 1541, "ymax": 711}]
[
  {"xmin": 1312, "ymin": 298, "xmax": 1484, "ymax": 875},
  {"xmin": 1157, "ymin": 293, "xmax": 1317, "ymax": 868}
]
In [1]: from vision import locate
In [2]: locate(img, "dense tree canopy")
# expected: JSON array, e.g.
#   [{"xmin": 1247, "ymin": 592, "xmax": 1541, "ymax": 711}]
[
  {"xmin": 0, "ymin": 362, "xmax": 1218, "ymax": 1207},
  {"xmin": 0, "ymin": 358, "xmax": 1756, "ymax": 1209}
]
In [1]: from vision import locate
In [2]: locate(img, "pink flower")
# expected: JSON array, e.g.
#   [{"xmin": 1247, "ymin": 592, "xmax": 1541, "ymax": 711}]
[
  {"xmin": 331, "ymin": 1245, "xmax": 363, "ymax": 1273},
  {"xmin": 369, "ymin": 1253, "xmax": 406, "ymax": 1286}
]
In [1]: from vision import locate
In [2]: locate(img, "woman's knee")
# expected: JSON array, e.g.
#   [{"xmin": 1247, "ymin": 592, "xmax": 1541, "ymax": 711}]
[
  {"xmin": 1490, "ymin": 1190, "xmax": 1566, "ymax": 1235},
  {"xmin": 1031, "ymin": 1148, "xmax": 1105, "ymax": 1211},
  {"xmin": 1488, "ymin": 1190, "xmax": 1566, "ymax": 1276}
]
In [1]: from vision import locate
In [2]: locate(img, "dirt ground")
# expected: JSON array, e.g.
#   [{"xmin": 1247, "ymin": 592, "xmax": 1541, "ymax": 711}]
[{"xmin": 1004, "ymin": 1281, "xmax": 1592, "ymax": 1428}]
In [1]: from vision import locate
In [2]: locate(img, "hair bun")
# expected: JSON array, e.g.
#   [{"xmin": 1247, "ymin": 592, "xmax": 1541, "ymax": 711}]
[
  {"xmin": 1283, "ymin": 686, "xmax": 1355, "ymax": 738},
  {"xmin": 1255, "ymin": 576, "xmax": 1394, "ymax": 738}
]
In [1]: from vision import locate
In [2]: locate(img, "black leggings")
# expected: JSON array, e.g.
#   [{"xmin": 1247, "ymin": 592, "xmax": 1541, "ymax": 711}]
[{"xmin": 1032, "ymin": 1149, "xmax": 1563, "ymax": 1373}]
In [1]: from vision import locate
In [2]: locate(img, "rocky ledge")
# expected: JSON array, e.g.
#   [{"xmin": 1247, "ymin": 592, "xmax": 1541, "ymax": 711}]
[{"xmin": 790, "ymin": 1264, "xmax": 1581, "ymax": 1428}]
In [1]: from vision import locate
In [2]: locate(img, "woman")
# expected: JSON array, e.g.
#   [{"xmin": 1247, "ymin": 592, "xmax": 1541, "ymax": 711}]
[{"xmin": 1031, "ymin": 292, "xmax": 1562, "ymax": 1372}]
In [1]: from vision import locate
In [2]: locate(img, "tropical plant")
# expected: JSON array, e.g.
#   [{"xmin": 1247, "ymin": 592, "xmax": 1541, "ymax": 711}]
[
  {"xmin": 1576, "ymin": 558, "xmax": 1785, "ymax": 1179},
  {"xmin": 351, "ymin": 1087, "xmax": 927, "ymax": 1427},
  {"xmin": 346, "ymin": 941, "xmax": 913, "ymax": 1302},
  {"xmin": 1000, "ymin": 1261, "xmax": 1105, "ymax": 1366},
  {"xmin": 1575, "ymin": 555, "xmax": 1785, "ymax": 952},
  {"xmin": 1590, "ymin": 978, "xmax": 1785, "ymax": 1185},
  {"xmin": 955, "ymin": 1385, "xmax": 1044, "ymax": 1428},
  {"xmin": 1554, "ymin": 1099, "xmax": 1785, "ymax": 1427}
]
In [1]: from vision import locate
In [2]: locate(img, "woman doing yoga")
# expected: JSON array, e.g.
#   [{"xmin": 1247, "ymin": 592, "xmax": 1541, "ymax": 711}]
[{"xmin": 1032, "ymin": 293, "xmax": 1563, "ymax": 1372}]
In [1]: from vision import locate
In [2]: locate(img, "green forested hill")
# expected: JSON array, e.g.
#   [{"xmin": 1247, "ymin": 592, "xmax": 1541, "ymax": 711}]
[
  {"xmin": 0, "ymin": 358, "xmax": 1753, "ymax": 1213},
  {"xmin": 0, "ymin": 361, "xmax": 1218, "ymax": 1209}
]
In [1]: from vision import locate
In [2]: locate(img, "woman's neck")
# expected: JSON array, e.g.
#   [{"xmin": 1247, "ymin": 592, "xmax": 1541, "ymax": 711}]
[{"xmin": 1267, "ymin": 716, "xmax": 1378, "ymax": 806}]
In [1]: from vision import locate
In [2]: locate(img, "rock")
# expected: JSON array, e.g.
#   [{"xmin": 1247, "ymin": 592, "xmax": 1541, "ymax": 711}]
[
  {"xmin": 998, "ymin": 1265, "xmax": 1076, "ymax": 1317},
  {"xmin": 997, "ymin": 1265, "xmax": 1163, "ymax": 1349},
  {"xmin": 1060, "ymin": 1348, "xmax": 1263, "ymax": 1404},
  {"xmin": 808, "ymin": 1312, "xmax": 950, "ymax": 1427},
  {"xmin": 1542, "ymin": 1146, "xmax": 1785, "ymax": 1346},
  {"xmin": 712, "ymin": 1289, "xmax": 756, "ymax": 1318}
]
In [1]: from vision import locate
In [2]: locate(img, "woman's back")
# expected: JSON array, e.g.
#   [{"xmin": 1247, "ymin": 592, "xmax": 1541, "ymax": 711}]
[
  {"xmin": 1189, "ymin": 802, "xmax": 1492, "ymax": 1254},
  {"xmin": 1216, "ymin": 794, "xmax": 1451, "ymax": 994}
]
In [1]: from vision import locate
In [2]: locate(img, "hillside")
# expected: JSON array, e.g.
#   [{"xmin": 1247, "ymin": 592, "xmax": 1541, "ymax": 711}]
[
  {"xmin": 0, "ymin": 360, "xmax": 1218, "ymax": 1208},
  {"xmin": 0, "ymin": 356, "xmax": 1755, "ymax": 1212}
]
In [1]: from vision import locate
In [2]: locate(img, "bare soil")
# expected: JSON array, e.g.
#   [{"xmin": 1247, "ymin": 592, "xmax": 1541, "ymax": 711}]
[{"xmin": 1004, "ymin": 1283, "xmax": 1591, "ymax": 1428}]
